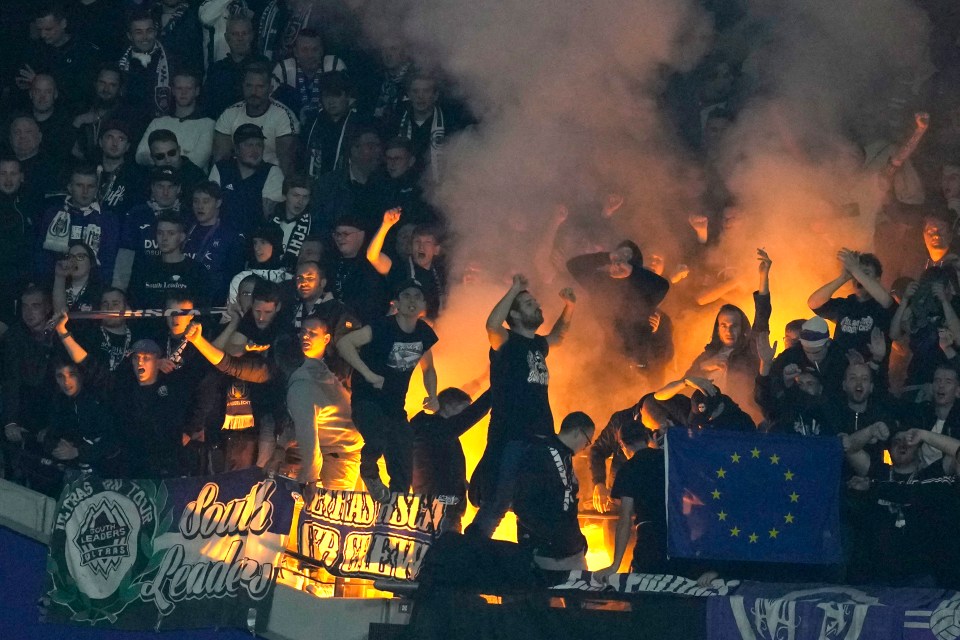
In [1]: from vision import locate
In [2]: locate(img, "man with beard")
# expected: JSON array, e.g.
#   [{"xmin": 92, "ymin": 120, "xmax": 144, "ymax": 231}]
[
  {"xmin": 267, "ymin": 174, "xmax": 314, "ymax": 270},
  {"xmin": 183, "ymin": 181, "xmax": 244, "ymax": 303},
  {"xmin": 96, "ymin": 120, "xmax": 148, "ymax": 221},
  {"xmin": 367, "ymin": 209, "xmax": 446, "ymax": 320},
  {"xmin": 329, "ymin": 215, "xmax": 389, "ymax": 325},
  {"xmin": 209, "ymin": 123, "xmax": 285, "ymax": 236},
  {"xmin": 141, "ymin": 129, "xmax": 208, "ymax": 201},
  {"xmin": 135, "ymin": 73, "xmax": 216, "ymax": 172},
  {"xmin": 467, "ymin": 274, "xmax": 576, "ymax": 538},
  {"xmin": 808, "ymin": 249, "xmax": 896, "ymax": 363},
  {"xmin": 337, "ymin": 279, "xmax": 440, "ymax": 501},
  {"xmin": 0, "ymin": 158, "xmax": 35, "ymax": 329},
  {"xmin": 113, "ymin": 167, "xmax": 183, "ymax": 290},
  {"xmin": 36, "ymin": 164, "xmax": 121, "ymax": 281},
  {"xmin": 128, "ymin": 213, "xmax": 208, "ymax": 309},
  {"xmin": 213, "ymin": 63, "xmax": 299, "ymax": 176},
  {"xmin": 72, "ymin": 65, "xmax": 127, "ymax": 163}
]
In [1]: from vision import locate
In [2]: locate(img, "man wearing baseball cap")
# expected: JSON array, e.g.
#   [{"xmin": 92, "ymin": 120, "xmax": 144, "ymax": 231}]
[
  {"xmin": 209, "ymin": 123, "xmax": 285, "ymax": 236},
  {"xmin": 337, "ymin": 277, "xmax": 440, "ymax": 502},
  {"xmin": 113, "ymin": 166, "xmax": 183, "ymax": 289}
]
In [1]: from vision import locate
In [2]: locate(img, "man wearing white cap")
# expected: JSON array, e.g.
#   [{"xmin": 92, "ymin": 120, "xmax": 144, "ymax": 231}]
[{"xmin": 768, "ymin": 316, "xmax": 853, "ymax": 403}]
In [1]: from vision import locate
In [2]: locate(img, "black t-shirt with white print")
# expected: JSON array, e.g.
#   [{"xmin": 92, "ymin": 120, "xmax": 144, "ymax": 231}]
[
  {"xmin": 813, "ymin": 294, "xmax": 896, "ymax": 358},
  {"xmin": 488, "ymin": 331, "xmax": 553, "ymax": 447},
  {"xmin": 350, "ymin": 315, "xmax": 438, "ymax": 414}
]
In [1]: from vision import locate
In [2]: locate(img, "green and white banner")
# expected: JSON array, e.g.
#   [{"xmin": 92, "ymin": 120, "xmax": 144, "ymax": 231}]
[{"xmin": 44, "ymin": 469, "xmax": 296, "ymax": 631}]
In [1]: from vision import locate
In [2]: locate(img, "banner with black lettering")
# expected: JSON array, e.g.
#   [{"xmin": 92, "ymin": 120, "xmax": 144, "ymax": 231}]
[
  {"xmin": 295, "ymin": 489, "xmax": 452, "ymax": 581},
  {"xmin": 44, "ymin": 469, "xmax": 296, "ymax": 631}
]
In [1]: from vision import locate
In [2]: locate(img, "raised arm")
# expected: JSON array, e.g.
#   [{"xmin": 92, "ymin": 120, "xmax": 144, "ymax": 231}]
[
  {"xmin": 808, "ymin": 266, "xmax": 851, "ymax": 311},
  {"xmin": 906, "ymin": 428, "xmax": 960, "ymax": 474},
  {"xmin": 546, "ymin": 288, "xmax": 576, "ymax": 347},
  {"xmin": 881, "ymin": 112, "xmax": 929, "ymax": 182},
  {"xmin": 53, "ymin": 311, "xmax": 89, "ymax": 364},
  {"xmin": 838, "ymin": 249, "xmax": 893, "ymax": 307},
  {"xmin": 336, "ymin": 325, "xmax": 380, "ymax": 387},
  {"xmin": 366, "ymin": 208, "xmax": 400, "ymax": 276},
  {"xmin": 933, "ymin": 282, "xmax": 960, "ymax": 343},
  {"xmin": 889, "ymin": 281, "xmax": 917, "ymax": 341},
  {"xmin": 183, "ymin": 321, "xmax": 226, "ymax": 366},
  {"xmin": 654, "ymin": 376, "xmax": 717, "ymax": 402},
  {"xmin": 486, "ymin": 274, "xmax": 527, "ymax": 351}
]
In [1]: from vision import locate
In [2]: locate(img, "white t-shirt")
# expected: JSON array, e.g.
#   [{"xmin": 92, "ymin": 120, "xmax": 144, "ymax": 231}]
[{"xmin": 214, "ymin": 100, "xmax": 300, "ymax": 166}]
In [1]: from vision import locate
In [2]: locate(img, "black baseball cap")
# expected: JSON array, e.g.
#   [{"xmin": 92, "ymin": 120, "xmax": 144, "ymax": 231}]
[{"xmin": 233, "ymin": 123, "xmax": 266, "ymax": 145}]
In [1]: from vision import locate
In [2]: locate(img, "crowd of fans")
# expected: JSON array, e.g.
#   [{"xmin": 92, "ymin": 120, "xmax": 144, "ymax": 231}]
[{"xmin": 1, "ymin": 0, "xmax": 960, "ymax": 591}]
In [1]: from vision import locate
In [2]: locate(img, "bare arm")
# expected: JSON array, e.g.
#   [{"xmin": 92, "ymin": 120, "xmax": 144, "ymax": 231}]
[
  {"xmin": 534, "ymin": 205, "xmax": 568, "ymax": 282},
  {"xmin": 486, "ymin": 274, "xmax": 527, "ymax": 351},
  {"xmin": 881, "ymin": 112, "xmax": 929, "ymax": 182},
  {"xmin": 839, "ymin": 249, "xmax": 893, "ymax": 307},
  {"xmin": 211, "ymin": 304, "xmax": 242, "ymax": 350},
  {"xmin": 546, "ymin": 288, "xmax": 576, "ymax": 347},
  {"xmin": 889, "ymin": 282, "xmax": 917, "ymax": 341},
  {"xmin": 757, "ymin": 248, "xmax": 771, "ymax": 296},
  {"xmin": 366, "ymin": 208, "xmax": 400, "ymax": 276},
  {"xmin": 808, "ymin": 274, "xmax": 850, "ymax": 311}
]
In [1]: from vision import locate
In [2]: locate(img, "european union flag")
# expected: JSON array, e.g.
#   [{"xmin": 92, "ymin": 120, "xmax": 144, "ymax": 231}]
[{"xmin": 665, "ymin": 427, "xmax": 843, "ymax": 564}]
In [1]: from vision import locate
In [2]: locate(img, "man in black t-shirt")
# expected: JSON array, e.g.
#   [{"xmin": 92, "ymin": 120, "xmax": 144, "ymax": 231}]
[
  {"xmin": 129, "ymin": 212, "xmax": 209, "ymax": 309},
  {"xmin": 337, "ymin": 279, "xmax": 439, "ymax": 501},
  {"xmin": 808, "ymin": 249, "xmax": 896, "ymax": 362},
  {"xmin": 467, "ymin": 273, "xmax": 576, "ymax": 538}
]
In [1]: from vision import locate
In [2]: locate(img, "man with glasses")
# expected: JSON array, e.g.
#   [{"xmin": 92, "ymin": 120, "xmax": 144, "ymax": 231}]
[
  {"xmin": 329, "ymin": 215, "xmax": 389, "ymax": 325},
  {"xmin": 513, "ymin": 412, "xmax": 595, "ymax": 570}
]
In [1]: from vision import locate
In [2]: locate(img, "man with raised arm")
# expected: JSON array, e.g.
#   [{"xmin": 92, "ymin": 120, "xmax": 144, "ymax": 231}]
[
  {"xmin": 467, "ymin": 274, "xmax": 576, "ymax": 538},
  {"xmin": 807, "ymin": 249, "xmax": 896, "ymax": 363}
]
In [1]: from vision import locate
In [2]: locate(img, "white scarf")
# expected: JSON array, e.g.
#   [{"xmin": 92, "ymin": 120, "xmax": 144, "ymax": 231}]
[{"xmin": 400, "ymin": 106, "xmax": 445, "ymax": 182}]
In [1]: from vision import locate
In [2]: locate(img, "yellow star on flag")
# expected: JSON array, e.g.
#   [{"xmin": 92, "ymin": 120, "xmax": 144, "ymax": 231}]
[
  {"xmin": 789, "ymin": 492, "xmax": 799, "ymax": 503},
  {"xmin": 731, "ymin": 453, "xmax": 741, "ymax": 463},
  {"xmin": 718, "ymin": 511, "xmax": 727, "ymax": 521},
  {"xmin": 784, "ymin": 513, "xmax": 795, "ymax": 524},
  {"xmin": 730, "ymin": 527, "xmax": 740, "ymax": 537},
  {"xmin": 716, "ymin": 468, "xmax": 727, "ymax": 478},
  {"xmin": 769, "ymin": 454, "xmax": 780, "ymax": 465},
  {"xmin": 769, "ymin": 528, "xmax": 779, "ymax": 539},
  {"xmin": 712, "ymin": 489, "xmax": 721, "ymax": 500},
  {"xmin": 749, "ymin": 533, "xmax": 759, "ymax": 543},
  {"xmin": 751, "ymin": 447, "xmax": 761, "ymax": 458},
  {"xmin": 784, "ymin": 470, "xmax": 794, "ymax": 481}
]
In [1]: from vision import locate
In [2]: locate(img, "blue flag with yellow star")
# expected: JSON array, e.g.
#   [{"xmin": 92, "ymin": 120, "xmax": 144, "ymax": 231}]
[{"xmin": 665, "ymin": 427, "xmax": 843, "ymax": 564}]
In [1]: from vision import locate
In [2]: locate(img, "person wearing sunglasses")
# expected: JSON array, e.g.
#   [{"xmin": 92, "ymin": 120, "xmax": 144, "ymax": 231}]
[{"xmin": 139, "ymin": 127, "xmax": 208, "ymax": 200}]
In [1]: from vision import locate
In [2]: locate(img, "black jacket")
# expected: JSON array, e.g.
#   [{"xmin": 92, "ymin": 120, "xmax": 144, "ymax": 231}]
[{"xmin": 411, "ymin": 391, "xmax": 491, "ymax": 497}]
